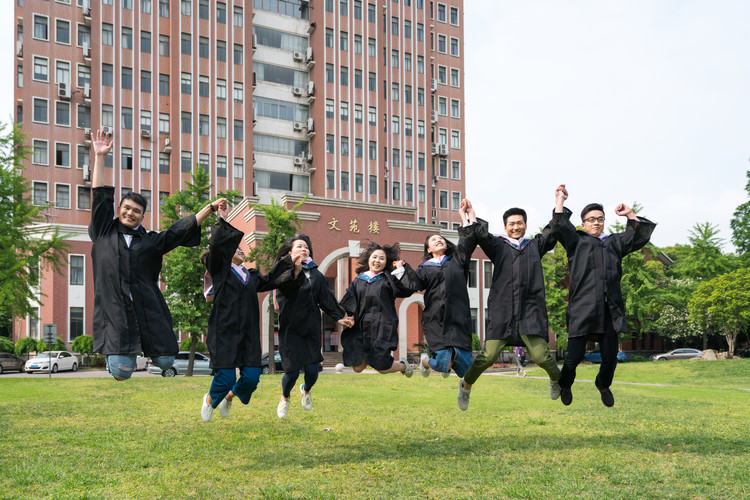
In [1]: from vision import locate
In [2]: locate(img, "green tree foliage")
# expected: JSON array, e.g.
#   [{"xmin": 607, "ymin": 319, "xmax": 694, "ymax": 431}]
[
  {"xmin": 0, "ymin": 336, "xmax": 15, "ymax": 353},
  {"xmin": 15, "ymin": 337, "xmax": 38, "ymax": 356},
  {"xmin": 0, "ymin": 123, "xmax": 70, "ymax": 323},
  {"xmin": 37, "ymin": 336, "xmax": 66, "ymax": 352},
  {"xmin": 71, "ymin": 335, "xmax": 94, "ymax": 355},
  {"xmin": 730, "ymin": 170, "xmax": 750, "ymax": 255},
  {"xmin": 688, "ymin": 268, "xmax": 750, "ymax": 357},
  {"xmin": 160, "ymin": 166, "xmax": 239, "ymax": 375},
  {"xmin": 246, "ymin": 196, "xmax": 308, "ymax": 272},
  {"xmin": 541, "ymin": 243, "xmax": 568, "ymax": 352},
  {"xmin": 180, "ymin": 337, "xmax": 207, "ymax": 353},
  {"xmin": 620, "ymin": 244, "xmax": 665, "ymax": 338}
]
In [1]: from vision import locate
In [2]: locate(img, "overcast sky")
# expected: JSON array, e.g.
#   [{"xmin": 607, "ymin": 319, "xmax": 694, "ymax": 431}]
[{"xmin": 3, "ymin": 1, "xmax": 748, "ymax": 251}]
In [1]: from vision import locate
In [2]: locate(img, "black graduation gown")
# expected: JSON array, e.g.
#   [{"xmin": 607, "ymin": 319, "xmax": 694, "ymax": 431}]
[
  {"xmin": 399, "ymin": 234, "xmax": 477, "ymax": 352},
  {"xmin": 466, "ymin": 218, "xmax": 558, "ymax": 344},
  {"xmin": 338, "ymin": 272, "xmax": 413, "ymax": 370},
  {"xmin": 551, "ymin": 207, "xmax": 656, "ymax": 338},
  {"xmin": 88, "ymin": 186, "xmax": 200, "ymax": 357},
  {"xmin": 276, "ymin": 263, "xmax": 345, "ymax": 373},
  {"xmin": 206, "ymin": 218, "xmax": 303, "ymax": 370}
]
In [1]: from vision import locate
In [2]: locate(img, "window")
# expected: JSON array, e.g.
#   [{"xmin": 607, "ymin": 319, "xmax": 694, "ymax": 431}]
[
  {"xmin": 393, "ymin": 182, "xmax": 400, "ymax": 201},
  {"xmin": 451, "ymin": 99, "xmax": 460, "ymax": 118},
  {"xmin": 391, "ymin": 16, "xmax": 399, "ymax": 35},
  {"xmin": 439, "ymin": 96, "xmax": 447, "ymax": 115},
  {"xmin": 199, "ymin": 114, "xmax": 209, "ymax": 136},
  {"xmin": 77, "ymin": 186, "xmax": 91, "ymax": 210},
  {"xmin": 340, "ymin": 32, "xmax": 348, "ymax": 51},
  {"xmin": 69, "ymin": 307, "xmax": 84, "ymax": 340},
  {"xmin": 468, "ymin": 261, "xmax": 477, "ymax": 288},
  {"xmin": 450, "ymin": 37, "xmax": 459, "ymax": 57},
  {"xmin": 122, "ymin": 67, "xmax": 132, "ymax": 90},
  {"xmin": 451, "ymin": 68, "xmax": 460, "ymax": 87},
  {"xmin": 404, "ymin": 118, "xmax": 412, "ymax": 137},
  {"xmin": 340, "ymin": 66, "xmax": 348, "ymax": 86},
  {"xmin": 368, "ymin": 72, "xmax": 376, "ymax": 91},
  {"xmin": 217, "ymin": 2, "xmax": 226, "ymax": 23},
  {"xmin": 159, "ymin": 0, "xmax": 170, "ymax": 17},
  {"xmin": 341, "ymin": 171, "xmax": 349, "ymax": 191},
  {"xmin": 451, "ymin": 130, "xmax": 460, "ymax": 149},
  {"xmin": 368, "ymin": 3, "xmax": 376, "ymax": 22},
  {"xmin": 199, "ymin": 0, "xmax": 209, "ymax": 19},
  {"xmin": 157, "ymin": 153, "xmax": 169, "ymax": 174},
  {"xmin": 325, "ymin": 28, "xmax": 333, "ymax": 48},
  {"xmin": 140, "ymin": 150, "xmax": 152, "ymax": 172},
  {"xmin": 55, "ymin": 144, "xmax": 70, "ymax": 168},
  {"xmin": 181, "ymin": 112, "xmax": 191, "ymax": 133},
  {"xmin": 326, "ymin": 134, "xmax": 334, "ymax": 154},
  {"xmin": 437, "ymin": 34, "xmax": 446, "ymax": 53},
  {"xmin": 159, "ymin": 113, "xmax": 169, "ymax": 135},
  {"xmin": 355, "ymin": 139, "xmax": 363, "ymax": 158},
  {"xmin": 77, "ymin": 65, "xmax": 91, "ymax": 87},
  {"xmin": 391, "ymin": 82, "xmax": 400, "ymax": 101},
  {"xmin": 452, "ymin": 161, "xmax": 460, "ymax": 180},
  {"xmin": 233, "ymin": 82, "xmax": 243, "ymax": 102},
  {"xmin": 181, "ymin": 73, "xmax": 191, "ymax": 94},
  {"xmin": 233, "ymin": 120, "xmax": 243, "ymax": 141},
  {"xmin": 391, "ymin": 50, "xmax": 399, "ymax": 68},
  {"xmin": 326, "ymin": 169, "xmax": 334, "ymax": 190},
  {"xmin": 33, "ymin": 57, "xmax": 48, "ymax": 81},
  {"xmin": 199, "ymin": 76, "xmax": 209, "ymax": 97},
  {"xmin": 141, "ymin": 31, "xmax": 152, "ymax": 54},
  {"xmin": 439, "ymin": 158, "xmax": 448, "ymax": 177},
  {"xmin": 234, "ymin": 6, "xmax": 243, "ymax": 26},
  {"xmin": 369, "ymin": 140, "xmax": 377, "ymax": 160},
  {"xmin": 33, "ymin": 98, "xmax": 48, "ymax": 123},
  {"xmin": 181, "ymin": 152, "xmax": 192, "ymax": 173},
  {"xmin": 233, "ymin": 158, "xmax": 244, "ymax": 178},
  {"xmin": 340, "ymin": 0, "xmax": 348, "ymax": 15},
  {"xmin": 181, "ymin": 0, "xmax": 191, "ymax": 15},
  {"xmin": 159, "ymin": 35, "xmax": 169, "ymax": 56},
  {"xmin": 417, "ymin": 88, "xmax": 425, "ymax": 106},
  {"xmin": 141, "ymin": 70, "xmax": 151, "ymax": 93},
  {"xmin": 392, "ymin": 116, "xmax": 400, "ymax": 134},
  {"xmin": 450, "ymin": 6, "xmax": 459, "ymax": 25},
  {"xmin": 56, "ymin": 19, "xmax": 70, "ymax": 45},
  {"xmin": 438, "ymin": 65, "xmax": 447, "ymax": 84},
  {"xmin": 34, "ymin": 15, "xmax": 48, "ymax": 40},
  {"xmin": 437, "ymin": 3, "xmax": 447, "ymax": 22},
  {"xmin": 326, "ymin": 64, "xmax": 334, "ymax": 83},
  {"xmin": 217, "ymin": 79, "xmax": 227, "ymax": 100},
  {"xmin": 392, "ymin": 148, "xmax": 400, "ymax": 167},
  {"xmin": 122, "ymin": 27, "xmax": 133, "ymax": 49},
  {"xmin": 216, "ymin": 117, "xmax": 227, "ymax": 138},
  {"xmin": 355, "ymin": 173, "xmax": 363, "ymax": 193},
  {"xmin": 77, "ymin": 105, "xmax": 91, "ymax": 129},
  {"xmin": 404, "ymin": 19, "xmax": 412, "ymax": 39},
  {"xmin": 417, "ymin": 55, "xmax": 425, "ymax": 74},
  {"xmin": 354, "ymin": 34, "xmax": 362, "ymax": 54},
  {"xmin": 122, "ymin": 107, "xmax": 133, "ymax": 130},
  {"xmin": 77, "ymin": 24, "xmax": 91, "ymax": 47},
  {"xmin": 418, "ymin": 185, "xmax": 426, "ymax": 203},
  {"xmin": 33, "ymin": 181, "xmax": 48, "ymax": 205},
  {"xmin": 417, "ymin": 23, "xmax": 424, "ymax": 42},
  {"xmin": 340, "ymin": 101, "xmax": 349, "ymax": 121},
  {"xmin": 215, "ymin": 156, "xmax": 227, "ymax": 177},
  {"xmin": 452, "ymin": 192, "xmax": 461, "ymax": 211},
  {"xmin": 368, "ymin": 107, "xmax": 376, "ymax": 126},
  {"xmin": 417, "ymin": 120, "xmax": 425, "ymax": 138},
  {"xmin": 181, "ymin": 33, "xmax": 191, "ymax": 55},
  {"xmin": 369, "ymin": 175, "xmax": 377, "ymax": 194},
  {"xmin": 439, "ymin": 190, "xmax": 448, "ymax": 209},
  {"xmin": 121, "ymin": 148, "xmax": 133, "ymax": 170},
  {"xmin": 17, "ymin": 65, "xmax": 23, "ymax": 89},
  {"xmin": 341, "ymin": 136, "xmax": 349, "ymax": 156},
  {"xmin": 233, "ymin": 44, "xmax": 243, "ymax": 65},
  {"xmin": 141, "ymin": 0, "xmax": 152, "ymax": 14},
  {"xmin": 368, "ymin": 38, "xmax": 376, "ymax": 57},
  {"xmin": 159, "ymin": 74, "xmax": 169, "ymax": 96},
  {"xmin": 354, "ymin": 69, "xmax": 363, "ymax": 89},
  {"xmin": 55, "ymin": 101, "xmax": 70, "ymax": 127}
]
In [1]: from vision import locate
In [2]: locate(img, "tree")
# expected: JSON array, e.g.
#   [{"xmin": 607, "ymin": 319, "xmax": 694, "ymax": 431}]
[
  {"xmin": 15, "ymin": 337, "xmax": 37, "ymax": 356},
  {"xmin": 71, "ymin": 335, "xmax": 94, "ymax": 355},
  {"xmin": 0, "ymin": 123, "xmax": 70, "ymax": 329},
  {"xmin": 688, "ymin": 268, "xmax": 750, "ymax": 357},
  {"xmin": 542, "ymin": 243, "xmax": 568, "ymax": 354},
  {"xmin": 730, "ymin": 170, "xmax": 750, "ymax": 254},
  {"xmin": 246, "ymin": 196, "xmax": 307, "ymax": 374},
  {"xmin": 619, "ymin": 245, "xmax": 665, "ymax": 344},
  {"xmin": 160, "ymin": 166, "xmax": 239, "ymax": 376}
]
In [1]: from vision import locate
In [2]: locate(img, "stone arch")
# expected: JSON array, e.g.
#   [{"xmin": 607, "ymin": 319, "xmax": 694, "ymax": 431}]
[
  {"xmin": 317, "ymin": 245, "xmax": 353, "ymax": 275},
  {"xmin": 398, "ymin": 294, "xmax": 425, "ymax": 359}
]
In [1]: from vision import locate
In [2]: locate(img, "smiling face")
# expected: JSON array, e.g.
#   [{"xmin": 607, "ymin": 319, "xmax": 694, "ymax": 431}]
[
  {"xmin": 232, "ymin": 246, "xmax": 245, "ymax": 266},
  {"xmin": 288, "ymin": 239, "xmax": 310, "ymax": 261},
  {"xmin": 118, "ymin": 199, "xmax": 145, "ymax": 229},
  {"xmin": 582, "ymin": 210, "xmax": 606, "ymax": 237},
  {"xmin": 368, "ymin": 249, "xmax": 387, "ymax": 273},
  {"xmin": 504, "ymin": 214, "xmax": 527, "ymax": 239},
  {"xmin": 426, "ymin": 234, "xmax": 447, "ymax": 257}
]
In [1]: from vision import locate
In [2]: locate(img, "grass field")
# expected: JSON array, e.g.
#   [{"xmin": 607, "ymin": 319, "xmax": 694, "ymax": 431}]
[{"xmin": 1, "ymin": 359, "xmax": 749, "ymax": 499}]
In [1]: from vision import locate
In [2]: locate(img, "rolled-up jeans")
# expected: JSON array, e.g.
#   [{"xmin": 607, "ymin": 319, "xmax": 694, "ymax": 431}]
[{"xmin": 107, "ymin": 354, "xmax": 174, "ymax": 381}]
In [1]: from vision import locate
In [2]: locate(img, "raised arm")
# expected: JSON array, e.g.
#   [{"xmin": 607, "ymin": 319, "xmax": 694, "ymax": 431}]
[
  {"xmin": 196, "ymin": 197, "xmax": 228, "ymax": 226},
  {"xmin": 615, "ymin": 203, "xmax": 639, "ymax": 222},
  {"xmin": 554, "ymin": 184, "xmax": 568, "ymax": 213},
  {"xmin": 90, "ymin": 129, "xmax": 113, "ymax": 188}
]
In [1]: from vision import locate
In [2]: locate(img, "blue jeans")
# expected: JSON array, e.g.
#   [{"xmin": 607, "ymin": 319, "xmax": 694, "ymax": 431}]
[
  {"xmin": 209, "ymin": 367, "xmax": 261, "ymax": 406},
  {"xmin": 428, "ymin": 347, "xmax": 473, "ymax": 378},
  {"xmin": 106, "ymin": 354, "xmax": 174, "ymax": 381}
]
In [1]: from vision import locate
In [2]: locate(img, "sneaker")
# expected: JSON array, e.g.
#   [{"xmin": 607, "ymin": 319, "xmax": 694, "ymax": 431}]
[
  {"xmin": 200, "ymin": 393, "xmax": 213, "ymax": 422},
  {"xmin": 549, "ymin": 381, "xmax": 561, "ymax": 400},
  {"xmin": 300, "ymin": 384, "xmax": 312, "ymax": 410},
  {"xmin": 597, "ymin": 385, "xmax": 615, "ymax": 407},
  {"xmin": 419, "ymin": 353, "xmax": 430, "ymax": 378},
  {"xmin": 277, "ymin": 397, "xmax": 290, "ymax": 419},
  {"xmin": 560, "ymin": 387, "xmax": 573, "ymax": 406},
  {"xmin": 457, "ymin": 378, "xmax": 471, "ymax": 411},
  {"xmin": 401, "ymin": 360, "xmax": 413, "ymax": 378},
  {"xmin": 441, "ymin": 371, "xmax": 450, "ymax": 379},
  {"xmin": 218, "ymin": 397, "xmax": 232, "ymax": 418}
]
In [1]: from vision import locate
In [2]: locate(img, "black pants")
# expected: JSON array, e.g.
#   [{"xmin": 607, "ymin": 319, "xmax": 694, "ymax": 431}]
[{"xmin": 559, "ymin": 308, "xmax": 619, "ymax": 390}]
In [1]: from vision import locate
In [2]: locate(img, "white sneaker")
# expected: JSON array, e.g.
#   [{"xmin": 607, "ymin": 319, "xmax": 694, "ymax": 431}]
[
  {"xmin": 277, "ymin": 397, "xmax": 290, "ymax": 419},
  {"xmin": 401, "ymin": 360, "xmax": 413, "ymax": 378},
  {"xmin": 300, "ymin": 384, "xmax": 312, "ymax": 410},
  {"xmin": 549, "ymin": 381, "xmax": 561, "ymax": 400},
  {"xmin": 419, "ymin": 353, "xmax": 430, "ymax": 378},
  {"xmin": 457, "ymin": 378, "xmax": 471, "ymax": 411},
  {"xmin": 200, "ymin": 393, "xmax": 213, "ymax": 422},
  {"xmin": 218, "ymin": 397, "xmax": 232, "ymax": 418}
]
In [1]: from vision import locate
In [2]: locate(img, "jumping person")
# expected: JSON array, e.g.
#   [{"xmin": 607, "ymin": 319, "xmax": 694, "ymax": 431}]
[
  {"xmin": 339, "ymin": 242, "xmax": 414, "ymax": 376},
  {"xmin": 551, "ymin": 184, "xmax": 656, "ymax": 407},
  {"xmin": 273, "ymin": 235, "xmax": 352, "ymax": 419},
  {"xmin": 200, "ymin": 203, "xmax": 304, "ymax": 422},
  {"xmin": 88, "ymin": 129, "xmax": 227, "ymax": 381},
  {"xmin": 457, "ymin": 198, "xmax": 562, "ymax": 411},
  {"xmin": 399, "ymin": 200, "xmax": 478, "ymax": 379}
]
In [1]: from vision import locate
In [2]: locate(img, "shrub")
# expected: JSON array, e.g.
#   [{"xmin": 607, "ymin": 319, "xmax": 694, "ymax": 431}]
[
  {"xmin": 16, "ymin": 337, "xmax": 38, "ymax": 356},
  {"xmin": 90, "ymin": 354, "xmax": 106, "ymax": 368},
  {"xmin": 180, "ymin": 337, "xmax": 208, "ymax": 353},
  {"xmin": 37, "ymin": 336, "xmax": 66, "ymax": 352},
  {"xmin": 471, "ymin": 333, "xmax": 481, "ymax": 351},
  {"xmin": 0, "ymin": 336, "xmax": 15, "ymax": 353},
  {"xmin": 71, "ymin": 335, "xmax": 94, "ymax": 355},
  {"xmin": 629, "ymin": 355, "xmax": 648, "ymax": 363}
]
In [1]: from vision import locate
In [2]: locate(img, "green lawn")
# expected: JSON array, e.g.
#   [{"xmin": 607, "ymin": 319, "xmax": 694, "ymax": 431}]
[{"xmin": 2, "ymin": 360, "xmax": 749, "ymax": 499}]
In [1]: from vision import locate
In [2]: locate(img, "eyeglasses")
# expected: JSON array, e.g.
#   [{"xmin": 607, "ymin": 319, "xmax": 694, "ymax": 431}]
[{"xmin": 583, "ymin": 217, "xmax": 605, "ymax": 224}]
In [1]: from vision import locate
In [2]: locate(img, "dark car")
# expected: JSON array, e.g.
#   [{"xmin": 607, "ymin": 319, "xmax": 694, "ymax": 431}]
[
  {"xmin": 261, "ymin": 352, "xmax": 283, "ymax": 374},
  {"xmin": 584, "ymin": 350, "xmax": 628, "ymax": 363},
  {"xmin": 0, "ymin": 353, "xmax": 25, "ymax": 374}
]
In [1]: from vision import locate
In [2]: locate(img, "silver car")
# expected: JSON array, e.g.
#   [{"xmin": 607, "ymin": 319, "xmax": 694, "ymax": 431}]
[
  {"xmin": 650, "ymin": 348, "xmax": 703, "ymax": 361},
  {"xmin": 148, "ymin": 351, "xmax": 213, "ymax": 377}
]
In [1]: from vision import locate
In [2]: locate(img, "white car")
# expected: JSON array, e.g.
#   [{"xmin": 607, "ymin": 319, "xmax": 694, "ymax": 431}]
[
  {"xmin": 25, "ymin": 351, "xmax": 78, "ymax": 373},
  {"xmin": 135, "ymin": 355, "xmax": 148, "ymax": 371}
]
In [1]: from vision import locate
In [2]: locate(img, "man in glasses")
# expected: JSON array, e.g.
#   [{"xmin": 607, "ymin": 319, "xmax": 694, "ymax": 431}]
[{"xmin": 551, "ymin": 185, "xmax": 656, "ymax": 406}]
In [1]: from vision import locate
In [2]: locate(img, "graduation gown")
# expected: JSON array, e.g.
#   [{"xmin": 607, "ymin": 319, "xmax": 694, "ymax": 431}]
[
  {"xmin": 88, "ymin": 186, "xmax": 200, "ymax": 357},
  {"xmin": 206, "ymin": 218, "xmax": 302, "ymax": 370},
  {"xmin": 276, "ymin": 262, "xmax": 345, "ymax": 373},
  {"xmin": 551, "ymin": 207, "xmax": 656, "ymax": 338},
  {"xmin": 338, "ymin": 272, "xmax": 412, "ymax": 370},
  {"xmin": 399, "ymin": 235, "xmax": 477, "ymax": 352}
]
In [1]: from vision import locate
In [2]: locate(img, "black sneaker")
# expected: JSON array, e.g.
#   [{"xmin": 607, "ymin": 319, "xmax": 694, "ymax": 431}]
[
  {"xmin": 560, "ymin": 387, "xmax": 573, "ymax": 406},
  {"xmin": 597, "ymin": 385, "xmax": 615, "ymax": 407}
]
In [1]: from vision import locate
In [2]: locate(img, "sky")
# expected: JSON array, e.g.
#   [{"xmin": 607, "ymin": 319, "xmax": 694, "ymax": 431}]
[{"xmin": 2, "ymin": 1, "xmax": 748, "ymax": 252}]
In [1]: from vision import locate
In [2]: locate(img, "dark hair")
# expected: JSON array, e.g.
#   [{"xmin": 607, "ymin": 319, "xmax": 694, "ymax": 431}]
[
  {"xmin": 275, "ymin": 234, "xmax": 314, "ymax": 263},
  {"xmin": 503, "ymin": 207, "xmax": 527, "ymax": 225},
  {"xmin": 355, "ymin": 241, "xmax": 400, "ymax": 274},
  {"xmin": 422, "ymin": 233, "xmax": 456, "ymax": 261},
  {"xmin": 119, "ymin": 192, "xmax": 148, "ymax": 212},
  {"xmin": 581, "ymin": 203, "xmax": 604, "ymax": 221}
]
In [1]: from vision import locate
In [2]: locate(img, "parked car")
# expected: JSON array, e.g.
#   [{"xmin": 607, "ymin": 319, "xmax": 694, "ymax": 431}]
[
  {"xmin": 261, "ymin": 352, "xmax": 283, "ymax": 374},
  {"xmin": 24, "ymin": 351, "xmax": 78, "ymax": 373},
  {"xmin": 0, "ymin": 353, "xmax": 26, "ymax": 374},
  {"xmin": 584, "ymin": 350, "xmax": 628, "ymax": 363},
  {"xmin": 650, "ymin": 348, "xmax": 703, "ymax": 361},
  {"xmin": 135, "ymin": 355, "xmax": 148, "ymax": 371},
  {"xmin": 149, "ymin": 351, "xmax": 212, "ymax": 377}
]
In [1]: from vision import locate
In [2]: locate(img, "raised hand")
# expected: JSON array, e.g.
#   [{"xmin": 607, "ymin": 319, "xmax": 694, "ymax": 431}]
[
  {"xmin": 615, "ymin": 203, "xmax": 633, "ymax": 217},
  {"xmin": 555, "ymin": 184, "xmax": 568, "ymax": 202},
  {"xmin": 92, "ymin": 129, "xmax": 113, "ymax": 157},
  {"xmin": 216, "ymin": 199, "xmax": 230, "ymax": 219},
  {"xmin": 394, "ymin": 260, "xmax": 405, "ymax": 269},
  {"xmin": 292, "ymin": 251, "xmax": 305, "ymax": 275}
]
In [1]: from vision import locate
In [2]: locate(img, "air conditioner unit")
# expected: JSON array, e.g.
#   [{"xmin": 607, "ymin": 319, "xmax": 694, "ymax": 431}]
[
  {"xmin": 102, "ymin": 126, "xmax": 112, "ymax": 136},
  {"xmin": 292, "ymin": 87, "xmax": 303, "ymax": 96},
  {"xmin": 293, "ymin": 52, "xmax": 304, "ymax": 62},
  {"xmin": 303, "ymin": 164, "xmax": 315, "ymax": 173},
  {"xmin": 293, "ymin": 122, "xmax": 304, "ymax": 131},
  {"xmin": 141, "ymin": 129, "xmax": 151, "ymax": 138},
  {"xmin": 252, "ymin": 72, "xmax": 257, "ymax": 88},
  {"xmin": 306, "ymin": 152, "xmax": 313, "ymax": 162},
  {"xmin": 431, "ymin": 78, "xmax": 437, "ymax": 92},
  {"xmin": 16, "ymin": 43, "xmax": 22, "ymax": 58},
  {"xmin": 307, "ymin": 81, "xmax": 315, "ymax": 96},
  {"xmin": 305, "ymin": 47, "xmax": 313, "ymax": 62},
  {"xmin": 438, "ymin": 143, "xmax": 448, "ymax": 156},
  {"xmin": 83, "ymin": 83, "xmax": 91, "ymax": 99},
  {"xmin": 307, "ymin": 22, "xmax": 316, "ymax": 34},
  {"xmin": 58, "ymin": 82, "xmax": 72, "ymax": 99},
  {"xmin": 164, "ymin": 138, "xmax": 172, "ymax": 153},
  {"xmin": 84, "ymin": 128, "xmax": 92, "ymax": 138},
  {"xmin": 431, "ymin": 143, "xmax": 439, "ymax": 156},
  {"xmin": 82, "ymin": 42, "xmax": 91, "ymax": 58},
  {"xmin": 293, "ymin": 157, "xmax": 304, "ymax": 166},
  {"xmin": 83, "ymin": 5, "xmax": 91, "ymax": 17},
  {"xmin": 82, "ymin": 164, "xmax": 91, "ymax": 183},
  {"xmin": 306, "ymin": 117, "xmax": 314, "ymax": 132},
  {"xmin": 431, "ymin": 110, "xmax": 438, "ymax": 123},
  {"xmin": 252, "ymin": 34, "xmax": 257, "ymax": 50},
  {"xmin": 252, "ymin": 153, "xmax": 256, "ymax": 164}
]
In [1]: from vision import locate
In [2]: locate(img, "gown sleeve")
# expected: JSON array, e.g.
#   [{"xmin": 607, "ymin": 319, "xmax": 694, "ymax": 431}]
[
  {"xmin": 534, "ymin": 217, "xmax": 558, "ymax": 254},
  {"xmin": 256, "ymin": 255, "xmax": 305, "ymax": 293},
  {"xmin": 614, "ymin": 216, "xmax": 657, "ymax": 256},
  {"xmin": 397, "ymin": 262, "xmax": 424, "ymax": 292},
  {"xmin": 470, "ymin": 218, "xmax": 502, "ymax": 262},
  {"xmin": 207, "ymin": 218, "xmax": 243, "ymax": 284},
  {"xmin": 339, "ymin": 280, "xmax": 360, "ymax": 316},
  {"xmin": 88, "ymin": 186, "xmax": 116, "ymax": 241},
  {"xmin": 152, "ymin": 213, "xmax": 201, "ymax": 255},
  {"xmin": 313, "ymin": 270, "xmax": 346, "ymax": 321},
  {"xmin": 550, "ymin": 207, "xmax": 578, "ymax": 250}
]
